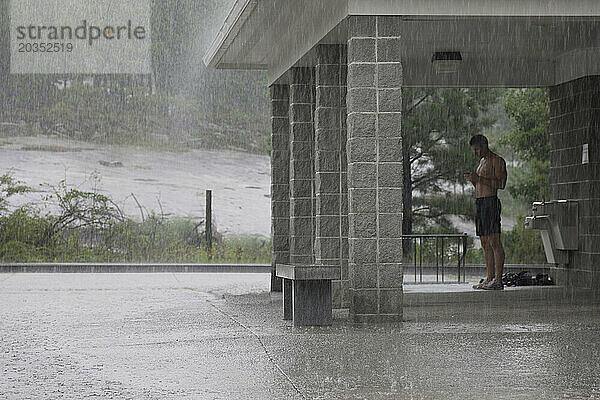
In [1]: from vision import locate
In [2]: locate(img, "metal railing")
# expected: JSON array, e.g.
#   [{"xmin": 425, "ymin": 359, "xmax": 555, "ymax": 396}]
[{"xmin": 401, "ymin": 234, "xmax": 468, "ymax": 283}]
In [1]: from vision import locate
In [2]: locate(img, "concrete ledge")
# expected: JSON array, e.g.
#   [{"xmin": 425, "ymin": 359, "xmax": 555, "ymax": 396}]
[
  {"xmin": 276, "ymin": 264, "xmax": 341, "ymax": 280},
  {"xmin": 0, "ymin": 263, "xmax": 271, "ymax": 274},
  {"xmin": 551, "ymin": 266, "xmax": 600, "ymax": 291},
  {"xmin": 403, "ymin": 284, "xmax": 599, "ymax": 307},
  {"xmin": 351, "ymin": 313, "xmax": 403, "ymax": 323},
  {"xmin": 405, "ymin": 264, "xmax": 551, "ymax": 279}
]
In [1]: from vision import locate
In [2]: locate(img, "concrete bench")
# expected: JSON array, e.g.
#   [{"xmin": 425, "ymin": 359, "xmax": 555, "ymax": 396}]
[{"xmin": 276, "ymin": 264, "xmax": 341, "ymax": 326}]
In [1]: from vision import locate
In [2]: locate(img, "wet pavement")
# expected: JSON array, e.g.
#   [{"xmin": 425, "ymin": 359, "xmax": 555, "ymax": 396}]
[{"xmin": 1, "ymin": 273, "xmax": 599, "ymax": 399}]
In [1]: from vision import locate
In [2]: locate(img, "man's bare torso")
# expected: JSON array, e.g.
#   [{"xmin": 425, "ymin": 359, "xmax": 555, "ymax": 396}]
[{"xmin": 476, "ymin": 151, "xmax": 507, "ymax": 198}]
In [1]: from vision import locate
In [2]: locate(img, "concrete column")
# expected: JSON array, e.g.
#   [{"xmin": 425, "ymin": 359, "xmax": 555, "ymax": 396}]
[
  {"xmin": 269, "ymin": 84, "xmax": 290, "ymax": 292},
  {"xmin": 315, "ymin": 44, "xmax": 349, "ymax": 309},
  {"xmin": 289, "ymin": 67, "xmax": 315, "ymax": 265},
  {"xmin": 340, "ymin": 50, "xmax": 349, "ymax": 309},
  {"xmin": 549, "ymin": 76, "xmax": 600, "ymax": 291},
  {"xmin": 346, "ymin": 16, "xmax": 404, "ymax": 322}
]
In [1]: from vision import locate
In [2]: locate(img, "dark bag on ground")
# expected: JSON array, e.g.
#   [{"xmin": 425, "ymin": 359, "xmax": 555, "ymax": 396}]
[{"xmin": 502, "ymin": 271, "xmax": 554, "ymax": 287}]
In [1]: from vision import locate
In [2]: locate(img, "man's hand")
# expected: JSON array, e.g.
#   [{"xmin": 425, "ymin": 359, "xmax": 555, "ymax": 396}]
[{"xmin": 464, "ymin": 172, "xmax": 479, "ymax": 185}]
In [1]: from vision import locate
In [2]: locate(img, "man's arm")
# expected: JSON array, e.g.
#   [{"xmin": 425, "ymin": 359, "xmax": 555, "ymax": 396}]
[
  {"xmin": 464, "ymin": 172, "xmax": 478, "ymax": 187},
  {"xmin": 496, "ymin": 157, "xmax": 507, "ymax": 190}
]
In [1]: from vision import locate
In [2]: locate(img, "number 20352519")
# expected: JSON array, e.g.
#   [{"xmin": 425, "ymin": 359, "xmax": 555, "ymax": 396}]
[{"xmin": 17, "ymin": 42, "xmax": 73, "ymax": 53}]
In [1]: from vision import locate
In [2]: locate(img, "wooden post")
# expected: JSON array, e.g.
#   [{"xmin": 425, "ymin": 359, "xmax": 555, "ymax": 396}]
[{"xmin": 205, "ymin": 190, "xmax": 212, "ymax": 251}]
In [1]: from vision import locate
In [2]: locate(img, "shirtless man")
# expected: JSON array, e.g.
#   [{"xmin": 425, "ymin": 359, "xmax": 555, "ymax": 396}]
[{"xmin": 464, "ymin": 134, "xmax": 508, "ymax": 290}]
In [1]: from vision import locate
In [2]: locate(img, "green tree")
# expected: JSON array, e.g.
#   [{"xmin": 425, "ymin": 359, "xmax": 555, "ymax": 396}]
[
  {"xmin": 501, "ymin": 88, "xmax": 550, "ymax": 203},
  {"xmin": 401, "ymin": 88, "xmax": 499, "ymax": 253},
  {"xmin": 0, "ymin": 172, "xmax": 30, "ymax": 215},
  {"xmin": 1, "ymin": 0, "xmax": 269, "ymax": 150},
  {"xmin": 150, "ymin": 0, "xmax": 269, "ymax": 120},
  {"xmin": 502, "ymin": 216, "xmax": 546, "ymax": 264}
]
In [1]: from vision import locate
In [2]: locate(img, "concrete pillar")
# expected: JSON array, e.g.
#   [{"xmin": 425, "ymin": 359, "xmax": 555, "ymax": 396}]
[
  {"xmin": 314, "ymin": 44, "xmax": 349, "ymax": 309},
  {"xmin": 340, "ymin": 71, "xmax": 349, "ymax": 310},
  {"xmin": 346, "ymin": 16, "xmax": 404, "ymax": 322},
  {"xmin": 269, "ymin": 84, "xmax": 290, "ymax": 292},
  {"xmin": 289, "ymin": 67, "xmax": 315, "ymax": 265},
  {"xmin": 549, "ymin": 76, "xmax": 600, "ymax": 291}
]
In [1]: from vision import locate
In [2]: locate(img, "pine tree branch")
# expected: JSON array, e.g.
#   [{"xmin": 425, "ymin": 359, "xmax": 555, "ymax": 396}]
[
  {"xmin": 412, "ymin": 172, "xmax": 444, "ymax": 189},
  {"xmin": 405, "ymin": 94, "xmax": 430, "ymax": 115},
  {"xmin": 409, "ymin": 151, "xmax": 425, "ymax": 164},
  {"xmin": 412, "ymin": 206, "xmax": 429, "ymax": 213}
]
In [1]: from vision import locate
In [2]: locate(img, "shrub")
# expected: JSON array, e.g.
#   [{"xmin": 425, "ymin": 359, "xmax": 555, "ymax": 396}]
[
  {"xmin": 502, "ymin": 215, "xmax": 546, "ymax": 264},
  {"xmin": 0, "ymin": 172, "xmax": 272, "ymax": 263},
  {"xmin": 465, "ymin": 216, "xmax": 546, "ymax": 264}
]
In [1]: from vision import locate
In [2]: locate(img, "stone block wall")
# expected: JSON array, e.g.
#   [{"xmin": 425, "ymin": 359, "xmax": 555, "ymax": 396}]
[
  {"xmin": 346, "ymin": 16, "xmax": 404, "ymax": 322},
  {"xmin": 549, "ymin": 75, "xmax": 600, "ymax": 290},
  {"xmin": 269, "ymin": 84, "xmax": 290, "ymax": 292},
  {"xmin": 289, "ymin": 67, "xmax": 316, "ymax": 265},
  {"xmin": 314, "ymin": 44, "xmax": 349, "ymax": 308}
]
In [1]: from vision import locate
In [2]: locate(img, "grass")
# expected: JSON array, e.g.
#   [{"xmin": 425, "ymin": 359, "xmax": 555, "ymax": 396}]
[{"xmin": 0, "ymin": 205, "xmax": 271, "ymax": 264}]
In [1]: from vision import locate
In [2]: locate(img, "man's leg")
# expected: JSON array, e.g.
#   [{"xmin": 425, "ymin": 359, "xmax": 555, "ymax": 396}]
[
  {"xmin": 480, "ymin": 235, "xmax": 495, "ymax": 282},
  {"xmin": 488, "ymin": 233, "xmax": 505, "ymax": 281}
]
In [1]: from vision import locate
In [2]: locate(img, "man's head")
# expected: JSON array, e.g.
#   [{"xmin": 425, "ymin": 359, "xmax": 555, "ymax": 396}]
[{"xmin": 469, "ymin": 134, "xmax": 489, "ymax": 159}]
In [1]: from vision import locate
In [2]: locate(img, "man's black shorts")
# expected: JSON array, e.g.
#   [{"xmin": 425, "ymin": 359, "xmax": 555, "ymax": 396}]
[{"xmin": 475, "ymin": 195, "xmax": 501, "ymax": 237}]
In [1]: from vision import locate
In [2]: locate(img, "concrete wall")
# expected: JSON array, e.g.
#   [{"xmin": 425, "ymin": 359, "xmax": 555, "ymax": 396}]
[
  {"xmin": 346, "ymin": 16, "xmax": 404, "ymax": 322},
  {"xmin": 314, "ymin": 44, "xmax": 350, "ymax": 308},
  {"xmin": 289, "ymin": 68, "xmax": 316, "ymax": 266},
  {"xmin": 270, "ymin": 85, "xmax": 291, "ymax": 292},
  {"xmin": 549, "ymin": 75, "xmax": 600, "ymax": 290}
]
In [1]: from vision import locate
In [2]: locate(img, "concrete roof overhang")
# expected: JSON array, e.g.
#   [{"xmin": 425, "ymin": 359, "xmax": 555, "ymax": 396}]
[{"xmin": 203, "ymin": 0, "xmax": 600, "ymax": 87}]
